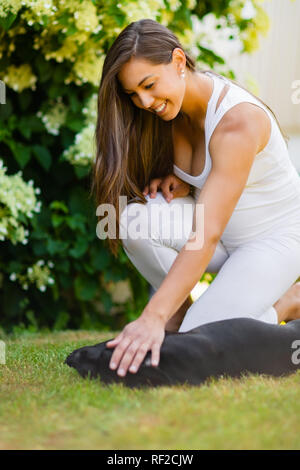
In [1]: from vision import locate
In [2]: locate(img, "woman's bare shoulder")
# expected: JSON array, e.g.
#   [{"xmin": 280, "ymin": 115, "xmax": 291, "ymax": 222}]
[{"xmin": 211, "ymin": 102, "xmax": 271, "ymax": 154}]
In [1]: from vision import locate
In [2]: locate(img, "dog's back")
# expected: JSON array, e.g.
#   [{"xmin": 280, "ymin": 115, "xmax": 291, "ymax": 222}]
[{"xmin": 65, "ymin": 318, "xmax": 300, "ymax": 388}]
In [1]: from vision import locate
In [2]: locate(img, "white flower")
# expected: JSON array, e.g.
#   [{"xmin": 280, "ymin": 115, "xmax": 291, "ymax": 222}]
[
  {"xmin": 241, "ymin": 0, "xmax": 256, "ymax": 20},
  {"xmin": 9, "ymin": 273, "xmax": 17, "ymax": 281}
]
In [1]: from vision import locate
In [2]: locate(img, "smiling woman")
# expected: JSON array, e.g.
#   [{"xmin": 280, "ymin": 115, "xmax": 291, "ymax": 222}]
[
  {"xmin": 90, "ymin": 18, "xmax": 300, "ymax": 380},
  {"xmin": 90, "ymin": 20, "xmax": 198, "ymax": 259},
  {"xmin": 91, "ymin": 18, "xmax": 288, "ymax": 259}
]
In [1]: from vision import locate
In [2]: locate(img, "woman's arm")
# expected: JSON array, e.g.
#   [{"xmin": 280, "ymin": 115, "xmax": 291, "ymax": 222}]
[
  {"xmin": 107, "ymin": 104, "xmax": 268, "ymax": 376},
  {"xmin": 144, "ymin": 106, "xmax": 266, "ymax": 324}
]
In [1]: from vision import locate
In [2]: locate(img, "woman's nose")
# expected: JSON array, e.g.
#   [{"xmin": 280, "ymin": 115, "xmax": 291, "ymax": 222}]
[{"xmin": 139, "ymin": 94, "xmax": 154, "ymax": 109}]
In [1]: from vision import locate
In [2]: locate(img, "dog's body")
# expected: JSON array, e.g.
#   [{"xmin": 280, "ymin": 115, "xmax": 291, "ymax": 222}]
[{"xmin": 65, "ymin": 318, "xmax": 300, "ymax": 388}]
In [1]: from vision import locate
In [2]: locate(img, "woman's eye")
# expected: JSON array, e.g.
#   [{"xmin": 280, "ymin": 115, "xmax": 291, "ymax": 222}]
[{"xmin": 129, "ymin": 83, "xmax": 154, "ymax": 97}]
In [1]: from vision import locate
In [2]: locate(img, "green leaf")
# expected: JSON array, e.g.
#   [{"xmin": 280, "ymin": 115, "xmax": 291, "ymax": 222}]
[
  {"xmin": 52, "ymin": 66, "xmax": 67, "ymax": 84},
  {"xmin": 51, "ymin": 213, "xmax": 66, "ymax": 228},
  {"xmin": 41, "ymin": 15, "xmax": 49, "ymax": 26},
  {"xmin": 18, "ymin": 115, "xmax": 44, "ymax": 139},
  {"xmin": 34, "ymin": 56, "xmax": 53, "ymax": 83},
  {"xmin": 69, "ymin": 238, "xmax": 89, "ymax": 258},
  {"xmin": 65, "ymin": 24, "xmax": 77, "ymax": 36},
  {"xmin": 50, "ymin": 201, "xmax": 69, "ymax": 214},
  {"xmin": 89, "ymin": 244, "xmax": 110, "ymax": 270},
  {"xmin": 55, "ymin": 258, "xmax": 70, "ymax": 273},
  {"xmin": 7, "ymin": 115, "xmax": 18, "ymax": 131},
  {"xmin": 58, "ymin": 272, "xmax": 72, "ymax": 289},
  {"xmin": 66, "ymin": 213, "xmax": 86, "ymax": 232},
  {"xmin": 8, "ymin": 141, "xmax": 31, "ymax": 169},
  {"xmin": 57, "ymin": 11, "xmax": 70, "ymax": 26},
  {"xmin": 18, "ymin": 91, "xmax": 32, "ymax": 112},
  {"xmin": 103, "ymin": 269, "xmax": 123, "ymax": 282},
  {"xmin": 0, "ymin": 98, "xmax": 13, "ymax": 121},
  {"xmin": 32, "ymin": 240, "xmax": 48, "ymax": 256},
  {"xmin": 8, "ymin": 261, "xmax": 22, "ymax": 273},
  {"xmin": 74, "ymin": 165, "xmax": 91, "ymax": 179},
  {"xmin": 46, "ymin": 239, "xmax": 69, "ymax": 255},
  {"xmin": 32, "ymin": 145, "xmax": 52, "ymax": 171},
  {"xmin": 48, "ymin": 84, "xmax": 63, "ymax": 99},
  {"xmin": 68, "ymin": 92, "xmax": 81, "ymax": 113},
  {"xmin": 0, "ymin": 128, "xmax": 11, "ymax": 142},
  {"xmin": 53, "ymin": 310, "xmax": 70, "ymax": 330},
  {"xmin": 100, "ymin": 290, "xmax": 113, "ymax": 312},
  {"xmin": 74, "ymin": 275, "xmax": 98, "ymax": 301},
  {"xmin": 66, "ymin": 117, "xmax": 85, "ymax": 132},
  {"xmin": 83, "ymin": 262, "xmax": 95, "ymax": 274},
  {"xmin": 68, "ymin": 187, "xmax": 92, "ymax": 215},
  {"xmin": 0, "ymin": 12, "xmax": 17, "ymax": 30},
  {"xmin": 197, "ymin": 44, "xmax": 226, "ymax": 66}
]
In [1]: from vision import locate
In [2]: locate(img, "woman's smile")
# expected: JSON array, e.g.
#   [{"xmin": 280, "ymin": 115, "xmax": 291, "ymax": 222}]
[{"xmin": 152, "ymin": 100, "xmax": 167, "ymax": 115}]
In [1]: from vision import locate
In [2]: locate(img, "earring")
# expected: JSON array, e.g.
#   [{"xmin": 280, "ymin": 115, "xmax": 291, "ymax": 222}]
[{"xmin": 180, "ymin": 69, "xmax": 185, "ymax": 79}]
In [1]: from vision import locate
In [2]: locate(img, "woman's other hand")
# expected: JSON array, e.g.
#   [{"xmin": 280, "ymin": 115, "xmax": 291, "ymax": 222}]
[
  {"xmin": 143, "ymin": 174, "xmax": 191, "ymax": 203},
  {"xmin": 106, "ymin": 312, "xmax": 165, "ymax": 377}
]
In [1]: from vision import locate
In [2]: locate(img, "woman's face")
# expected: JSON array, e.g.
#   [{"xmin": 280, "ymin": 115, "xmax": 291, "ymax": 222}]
[{"xmin": 117, "ymin": 50, "xmax": 186, "ymax": 120}]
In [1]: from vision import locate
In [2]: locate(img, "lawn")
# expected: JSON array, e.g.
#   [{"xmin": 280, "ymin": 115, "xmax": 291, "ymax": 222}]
[{"xmin": 0, "ymin": 329, "xmax": 300, "ymax": 450}]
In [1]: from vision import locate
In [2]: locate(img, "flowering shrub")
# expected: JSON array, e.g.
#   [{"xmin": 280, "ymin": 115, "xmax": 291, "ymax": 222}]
[
  {"xmin": 9, "ymin": 259, "xmax": 55, "ymax": 292},
  {"xmin": 0, "ymin": 0, "xmax": 271, "ymax": 333},
  {"xmin": 0, "ymin": 159, "xmax": 41, "ymax": 245}
]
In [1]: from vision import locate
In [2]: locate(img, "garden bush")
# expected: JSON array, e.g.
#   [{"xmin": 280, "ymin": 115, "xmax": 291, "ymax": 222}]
[{"xmin": 0, "ymin": 0, "xmax": 271, "ymax": 333}]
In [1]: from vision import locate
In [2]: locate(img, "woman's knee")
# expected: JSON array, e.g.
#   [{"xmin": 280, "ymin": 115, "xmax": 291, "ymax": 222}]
[
  {"xmin": 120, "ymin": 193, "xmax": 195, "ymax": 250},
  {"xmin": 120, "ymin": 200, "xmax": 149, "ymax": 251}
]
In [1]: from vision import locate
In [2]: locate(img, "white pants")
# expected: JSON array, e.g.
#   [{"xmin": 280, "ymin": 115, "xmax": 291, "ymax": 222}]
[{"xmin": 120, "ymin": 193, "xmax": 300, "ymax": 332}]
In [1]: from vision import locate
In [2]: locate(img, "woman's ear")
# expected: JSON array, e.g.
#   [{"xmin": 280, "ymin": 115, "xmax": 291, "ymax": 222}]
[{"xmin": 171, "ymin": 47, "xmax": 186, "ymax": 73}]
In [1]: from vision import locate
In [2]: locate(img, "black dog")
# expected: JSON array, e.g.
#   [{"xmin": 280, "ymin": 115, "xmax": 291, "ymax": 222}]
[{"xmin": 64, "ymin": 318, "xmax": 300, "ymax": 388}]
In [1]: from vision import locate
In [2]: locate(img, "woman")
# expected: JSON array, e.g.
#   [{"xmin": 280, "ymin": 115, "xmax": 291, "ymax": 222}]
[{"xmin": 91, "ymin": 19, "xmax": 300, "ymax": 378}]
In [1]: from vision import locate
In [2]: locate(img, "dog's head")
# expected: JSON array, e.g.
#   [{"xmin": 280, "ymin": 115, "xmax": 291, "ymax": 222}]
[
  {"xmin": 65, "ymin": 340, "xmax": 172, "ymax": 388},
  {"xmin": 64, "ymin": 342, "xmax": 107, "ymax": 379}
]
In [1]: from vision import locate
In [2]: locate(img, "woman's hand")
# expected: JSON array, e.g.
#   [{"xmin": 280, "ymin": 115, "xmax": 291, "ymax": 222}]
[
  {"xmin": 143, "ymin": 174, "xmax": 191, "ymax": 203},
  {"xmin": 106, "ymin": 312, "xmax": 166, "ymax": 377}
]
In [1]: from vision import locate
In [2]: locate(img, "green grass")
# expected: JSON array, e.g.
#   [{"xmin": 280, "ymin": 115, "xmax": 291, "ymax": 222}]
[{"xmin": 1, "ymin": 329, "xmax": 300, "ymax": 450}]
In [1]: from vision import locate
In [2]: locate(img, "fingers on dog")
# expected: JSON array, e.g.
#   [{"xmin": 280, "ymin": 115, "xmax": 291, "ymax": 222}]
[
  {"xmin": 118, "ymin": 341, "xmax": 150, "ymax": 376},
  {"xmin": 108, "ymin": 335, "xmax": 131, "ymax": 370}
]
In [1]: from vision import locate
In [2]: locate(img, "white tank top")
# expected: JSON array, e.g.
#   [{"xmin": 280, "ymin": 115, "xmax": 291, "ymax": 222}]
[{"xmin": 173, "ymin": 71, "xmax": 300, "ymax": 249}]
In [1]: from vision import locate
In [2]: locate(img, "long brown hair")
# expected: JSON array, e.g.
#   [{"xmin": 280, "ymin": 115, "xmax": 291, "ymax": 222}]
[{"xmin": 90, "ymin": 18, "xmax": 288, "ymax": 258}]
